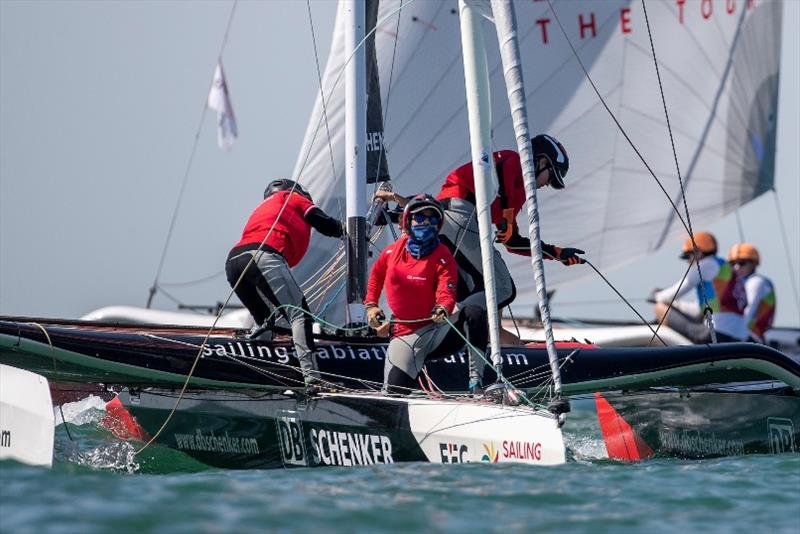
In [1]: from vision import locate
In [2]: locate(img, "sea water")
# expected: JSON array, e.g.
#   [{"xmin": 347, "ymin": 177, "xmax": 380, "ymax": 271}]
[{"xmin": 1, "ymin": 398, "xmax": 798, "ymax": 533}]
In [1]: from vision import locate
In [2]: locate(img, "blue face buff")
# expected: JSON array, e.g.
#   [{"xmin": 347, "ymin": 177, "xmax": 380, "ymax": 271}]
[{"xmin": 406, "ymin": 221, "xmax": 440, "ymax": 258}]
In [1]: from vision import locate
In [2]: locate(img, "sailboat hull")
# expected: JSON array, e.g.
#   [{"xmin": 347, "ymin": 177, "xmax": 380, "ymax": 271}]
[
  {"xmin": 596, "ymin": 387, "xmax": 800, "ymax": 460},
  {"xmin": 120, "ymin": 389, "xmax": 565, "ymax": 469}
]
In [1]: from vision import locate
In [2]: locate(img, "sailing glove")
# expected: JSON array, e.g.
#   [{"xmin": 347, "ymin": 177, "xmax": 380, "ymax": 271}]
[
  {"xmin": 431, "ymin": 305, "xmax": 449, "ymax": 323},
  {"xmin": 494, "ymin": 208, "xmax": 516, "ymax": 244},
  {"xmin": 553, "ymin": 246, "xmax": 586, "ymax": 266},
  {"xmin": 365, "ymin": 305, "xmax": 386, "ymax": 327}
]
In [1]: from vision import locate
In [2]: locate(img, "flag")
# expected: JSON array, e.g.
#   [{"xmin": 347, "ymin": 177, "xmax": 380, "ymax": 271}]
[{"xmin": 208, "ymin": 61, "xmax": 237, "ymax": 151}]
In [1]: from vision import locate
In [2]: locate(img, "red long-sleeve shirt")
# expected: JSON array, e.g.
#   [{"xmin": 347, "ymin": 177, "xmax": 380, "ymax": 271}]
[
  {"xmin": 437, "ymin": 150, "xmax": 526, "ymax": 227},
  {"xmin": 437, "ymin": 150, "xmax": 535, "ymax": 257},
  {"xmin": 365, "ymin": 235, "xmax": 457, "ymax": 337},
  {"xmin": 234, "ymin": 191, "xmax": 316, "ymax": 267}
]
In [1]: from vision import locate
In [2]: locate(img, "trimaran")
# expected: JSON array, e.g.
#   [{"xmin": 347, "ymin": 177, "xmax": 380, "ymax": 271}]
[{"xmin": 1, "ymin": 0, "xmax": 798, "ymax": 468}]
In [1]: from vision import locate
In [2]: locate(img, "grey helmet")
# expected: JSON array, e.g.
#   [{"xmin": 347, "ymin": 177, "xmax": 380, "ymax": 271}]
[{"xmin": 263, "ymin": 179, "xmax": 313, "ymax": 202}]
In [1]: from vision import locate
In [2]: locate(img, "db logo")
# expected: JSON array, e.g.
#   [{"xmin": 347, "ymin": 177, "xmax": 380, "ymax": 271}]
[
  {"xmin": 439, "ymin": 442, "xmax": 469, "ymax": 463},
  {"xmin": 277, "ymin": 411, "xmax": 308, "ymax": 466},
  {"xmin": 768, "ymin": 418, "xmax": 796, "ymax": 454}
]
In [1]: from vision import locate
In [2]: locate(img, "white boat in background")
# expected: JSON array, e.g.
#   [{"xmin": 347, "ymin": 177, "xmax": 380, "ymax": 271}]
[
  {"xmin": 509, "ymin": 320, "xmax": 691, "ymax": 348},
  {"xmin": 81, "ymin": 305, "xmax": 252, "ymax": 329},
  {"xmin": 0, "ymin": 364, "xmax": 54, "ymax": 467}
]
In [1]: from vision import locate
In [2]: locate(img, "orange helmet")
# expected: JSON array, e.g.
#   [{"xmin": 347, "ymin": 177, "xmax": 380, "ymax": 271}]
[
  {"xmin": 680, "ymin": 232, "xmax": 717, "ymax": 259},
  {"xmin": 727, "ymin": 243, "xmax": 760, "ymax": 265}
]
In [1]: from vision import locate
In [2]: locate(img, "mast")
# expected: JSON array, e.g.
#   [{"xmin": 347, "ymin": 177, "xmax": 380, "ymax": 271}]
[
  {"xmin": 344, "ymin": 0, "xmax": 367, "ymax": 318},
  {"xmin": 458, "ymin": 0, "xmax": 503, "ymax": 377},
  {"xmin": 491, "ymin": 0, "xmax": 563, "ymax": 398}
]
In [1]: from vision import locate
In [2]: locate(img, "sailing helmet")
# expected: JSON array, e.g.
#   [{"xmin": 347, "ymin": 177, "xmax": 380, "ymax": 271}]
[
  {"xmin": 680, "ymin": 231, "xmax": 717, "ymax": 259},
  {"xmin": 401, "ymin": 194, "xmax": 445, "ymax": 233},
  {"xmin": 531, "ymin": 134, "xmax": 569, "ymax": 189},
  {"xmin": 263, "ymin": 179, "xmax": 313, "ymax": 202},
  {"xmin": 727, "ymin": 243, "xmax": 760, "ymax": 265}
]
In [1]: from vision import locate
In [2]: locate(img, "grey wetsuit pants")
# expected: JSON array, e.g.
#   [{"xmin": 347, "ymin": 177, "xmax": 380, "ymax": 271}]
[
  {"xmin": 383, "ymin": 305, "xmax": 488, "ymax": 394},
  {"xmin": 438, "ymin": 198, "xmax": 515, "ymax": 386},
  {"xmin": 439, "ymin": 198, "xmax": 516, "ymax": 309},
  {"xmin": 226, "ymin": 249, "xmax": 319, "ymax": 384}
]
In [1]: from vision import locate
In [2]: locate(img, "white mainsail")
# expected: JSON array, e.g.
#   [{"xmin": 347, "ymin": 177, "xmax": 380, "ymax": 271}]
[{"xmin": 292, "ymin": 0, "xmax": 782, "ymax": 315}]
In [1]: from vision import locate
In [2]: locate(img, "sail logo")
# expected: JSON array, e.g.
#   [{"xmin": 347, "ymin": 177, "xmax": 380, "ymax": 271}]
[
  {"xmin": 481, "ymin": 442, "xmax": 499, "ymax": 463},
  {"xmin": 203, "ymin": 342, "xmax": 387, "ymax": 364},
  {"xmin": 366, "ymin": 131, "xmax": 384, "ymax": 152},
  {"xmin": 768, "ymin": 418, "xmax": 796, "ymax": 454},
  {"xmin": 502, "ymin": 440, "xmax": 542, "ymax": 461},
  {"xmin": 439, "ymin": 442, "xmax": 469, "ymax": 463},
  {"xmin": 309, "ymin": 428, "xmax": 393, "ymax": 466},
  {"xmin": 277, "ymin": 411, "xmax": 308, "ymax": 466}
]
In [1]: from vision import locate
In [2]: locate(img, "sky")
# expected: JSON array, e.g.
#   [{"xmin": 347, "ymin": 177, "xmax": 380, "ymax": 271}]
[{"xmin": 1, "ymin": 0, "xmax": 798, "ymax": 328}]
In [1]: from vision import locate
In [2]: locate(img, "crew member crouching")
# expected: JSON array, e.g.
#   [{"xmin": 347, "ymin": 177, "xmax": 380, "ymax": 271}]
[
  {"xmin": 364, "ymin": 195, "xmax": 489, "ymax": 394},
  {"xmin": 225, "ymin": 179, "xmax": 344, "ymax": 387}
]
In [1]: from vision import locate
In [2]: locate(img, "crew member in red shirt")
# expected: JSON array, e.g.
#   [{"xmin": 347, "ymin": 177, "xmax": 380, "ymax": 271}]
[
  {"xmin": 225, "ymin": 179, "xmax": 343, "ymax": 387},
  {"xmin": 365, "ymin": 195, "xmax": 488, "ymax": 394},
  {"xmin": 375, "ymin": 134, "xmax": 583, "ymax": 315}
]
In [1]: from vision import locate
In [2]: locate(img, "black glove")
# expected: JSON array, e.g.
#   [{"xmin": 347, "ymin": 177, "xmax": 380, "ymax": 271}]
[{"xmin": 555, "ymin": 247, "xmax": 586, "ymax": 266}]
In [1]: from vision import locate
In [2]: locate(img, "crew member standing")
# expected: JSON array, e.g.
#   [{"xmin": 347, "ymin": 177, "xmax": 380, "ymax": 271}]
[
  {"xmin": 225, "ymin": 179, "xmax": 343, "ymax": 387},
  {"xmin": 727, "ymin": 243, "xmax": 776, "ymax": 343},
  {"xmin": 365, "ymin": 195, "xmax": 489, "ymax": 394}
]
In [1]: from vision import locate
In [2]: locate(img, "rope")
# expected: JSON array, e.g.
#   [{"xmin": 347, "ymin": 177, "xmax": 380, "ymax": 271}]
[
  {"xmin": 147, "ymin": 1, "xmax": 239, "ymax": 308},
  {"xmin": 648, "ymin": 260, "xmax": 694, "ymax": 346},
  {"xmin": 29, "ymin": 322, "xmax": 75, "ymax": 442},
  {"xmin": 292, "ymin": 0, "xmax": 421, "ymax": 181},
  {"xmin": 137, "ymin": 178, "xmax": 316, "ymax": 456},
  {"xmin": 583, "ymin": 260, "xmax": 667, "ymax": 347},
  {"xmin": 641, "ymin": 0, "xmax": 715, "ymax": 343},
  {"xmin": 439, "ymin": 316, "xmax": 548, "ymax": 411},
  {"xmin": 305, "ymin": 0, "xmax": 338, "ymax": 202}
]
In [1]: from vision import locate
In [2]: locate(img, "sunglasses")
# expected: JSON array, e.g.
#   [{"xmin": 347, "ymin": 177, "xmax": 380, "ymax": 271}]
[
  {"xmin": 412, "ymin": 213, "xmax": 440, "ymax": 225},
  {"xmin": 731, "ymin": 260, "xmax": 753, "ymax": 266},
  {"xmin": 537, "ymin": 160, "xmax": 563, "ymax": 189}
]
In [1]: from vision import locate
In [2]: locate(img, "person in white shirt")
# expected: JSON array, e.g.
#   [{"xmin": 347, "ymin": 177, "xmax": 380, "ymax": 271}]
[
  {"xmin": 727, "ymin": 243, "xmax": 776, "ymax": 343},
  {"xmin": 652, "ymin": 232, "xmax": 748, "ymax": 343}
]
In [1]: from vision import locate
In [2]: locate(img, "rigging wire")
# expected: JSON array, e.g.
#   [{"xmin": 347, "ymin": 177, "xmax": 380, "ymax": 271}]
[
  {"xmin": 641, "ymin": 0, "xmax": 716, "ymax": 343},
  {"xmin": 137, "ymin": 179, "xmax": 320, "ymax": 456},
  {"xmin": 543, "ymin": 0, "xmax": 691, "ymax": 239},
  {"xmin": 146, "ymin": 0, "xmax": 239, "ymax": 309},
  {"xmin": 370, "ymin": 0, "xmax": 403, "ymax": 187},
  {"xmin": 734, "ymin": 211, "xmax": 746, "ymax": 242},
  {"xmin": 583, "ymin": 260, "xmax": 667, "ymax": 347},
  {"xmin": 305, "ymin": 0, "xmax": 340, "ymax": 221},
  {"xmin": 292, "ymin": 0, "xmax": 421, "ymax": 183},
  {"xmin": 648, "ymin": 260, "xmax": 694, "ymax": 347},
  {"xmin": 771, "ymin": 189, "xmax": 800, "ymax": 318}
]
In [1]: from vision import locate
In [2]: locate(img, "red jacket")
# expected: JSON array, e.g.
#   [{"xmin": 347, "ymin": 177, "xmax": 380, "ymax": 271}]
[
  {"xmin": 437, "ymin": 150, "xmax": 527, "ymax": 228},
  {"xmin": 234, "ymin": 191, "xmax": 316, "ymax": 267},
  {"xmin": 365, "ymin": 235, "xmax": 457, "ymax": 337}
]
